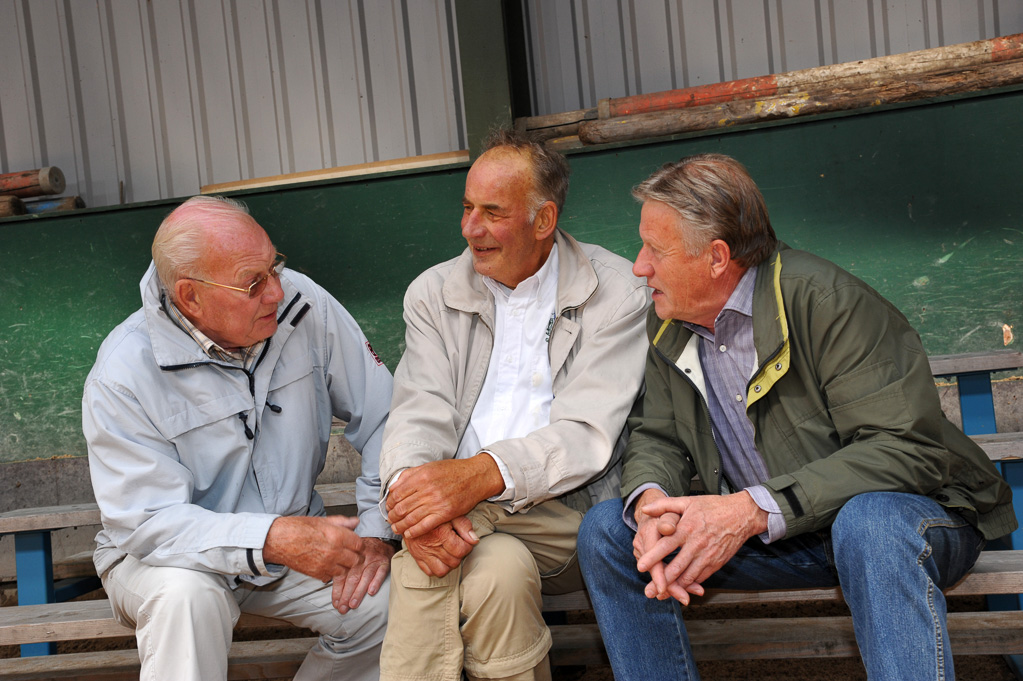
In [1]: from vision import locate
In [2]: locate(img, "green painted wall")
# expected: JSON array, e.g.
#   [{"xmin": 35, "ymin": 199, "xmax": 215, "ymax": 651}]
[{"xmin": 2, "ymin": 89, "xmax": 1020, "ymax": 463}]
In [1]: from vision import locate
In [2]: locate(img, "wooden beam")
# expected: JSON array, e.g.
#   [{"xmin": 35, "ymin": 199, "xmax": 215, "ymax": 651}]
[
  {"xmin": 200, "ymin": 151, "xmax": 468, "ymax": 194},
  {"xmin": 578, "ymin": 58, "xmax": 1023, "ymax": 145}
]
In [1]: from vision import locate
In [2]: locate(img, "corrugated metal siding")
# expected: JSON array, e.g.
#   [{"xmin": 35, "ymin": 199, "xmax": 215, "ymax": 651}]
[
  {"xmin": 522, "ymin": 0, "xmax": 1023, "ymax": 116},
  {"xmin": 4, "ymin": 1, "xmax": 1022, "ymax": 210},
  {"xmin": 0, "ymin": 0, "xmax": 464, "ymax": 209}
]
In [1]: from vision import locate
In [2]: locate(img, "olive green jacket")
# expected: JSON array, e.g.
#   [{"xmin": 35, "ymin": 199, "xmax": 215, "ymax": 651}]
[{"xmin": 622, "ymin": 244, "xmax": 1016, "ymax": 540}]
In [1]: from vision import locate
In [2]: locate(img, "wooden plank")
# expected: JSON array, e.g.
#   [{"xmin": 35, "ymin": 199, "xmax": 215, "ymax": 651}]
[
  {"xmin": 683, "ymin": 611, "xmax": 1023, "ymax": 660},
  {"xmin": 542, "ymin": 551, "xmax": 1023, "ymax": 611},
  {"xmin": 0, "ymin": 481, "xmax": 357, "ymax": 534},
  {"xmin": 0, "ymin": 613, "xmax": 1019, "ymax": 678},
  {"xmin": 548, "ymin": 623, "xmax": 607, "ymax": 667},
  {"xmin": 929, "ymin": 349, "xmax": 1023, "ymax": 376},
  {"xmin": 0, "ymin": 504, "xmax": 101, "ymax": 534},
  {"xmin": 0, "ymin": 637, "xmax": 316, "ymax": 681},
  {"xmin": 0, "ymin": 196, "xmax": 26, "ymax": 217},
  {"xmin": 200, "ymin": 150, "xmax": 469, "ymax": 194},
  {"xmin": 972, "ymin": 432, "xmax": 1023, "ymax": 461},
  {"xmin": 0, "ymin": 600, "xmax": 293, "ymax": 647},
  {"xmin": 316, "ymin": 481, "xmax": 357, "ymax": 508}
]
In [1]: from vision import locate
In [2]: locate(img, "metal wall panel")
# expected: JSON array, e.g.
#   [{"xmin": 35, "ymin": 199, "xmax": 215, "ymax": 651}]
[
  {"xmin": 523, "ymin": 0, "xmax": 1023, "ymax": 116},
  {"xmin": 0, "ymin": 0, "xmax": 464, "ymax": 209},
  {"xmin": 4, "ymin": 1, "xmax": 1021, "ymax": 210}
]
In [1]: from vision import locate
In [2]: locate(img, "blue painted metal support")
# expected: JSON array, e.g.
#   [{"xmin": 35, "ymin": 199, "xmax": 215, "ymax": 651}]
[
  {"xmin": 956, "ymin": 372, "xmax": 998, "ymax": 436},
  {"xmin": 952, "ymin": 371, "xmax": 1023, "ymax": 678},
  {"xmin": 997, "ymin": 459, "xmax": 1023, "ymax": 679},
  {"xmin": 14, "ymin": 531, "xmax": 56, "ymax": 656}
]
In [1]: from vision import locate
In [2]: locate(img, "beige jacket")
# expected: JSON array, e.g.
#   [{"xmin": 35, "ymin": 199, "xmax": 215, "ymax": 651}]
[{"xmin": 380, "ymin": 229, "xmax": 649, "ymax": 513}]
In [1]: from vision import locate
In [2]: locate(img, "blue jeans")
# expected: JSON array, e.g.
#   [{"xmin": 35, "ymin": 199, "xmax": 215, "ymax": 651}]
[{"xmin": 577, "ymin": 492, "xmax": 984, "ymax": 681}]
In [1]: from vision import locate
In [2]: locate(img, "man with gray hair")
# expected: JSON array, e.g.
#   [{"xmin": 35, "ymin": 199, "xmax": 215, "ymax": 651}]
[
  {"xmin": 84, "ymin": 195, "xmax": 397, "ymax": 680},
  {"xmin": 577, "ymin": 153, "xmax": 1015, "ymax": 680},
  {"xmin": 378, "ymin": 130, "xmax": 649, "ymax": 681}
]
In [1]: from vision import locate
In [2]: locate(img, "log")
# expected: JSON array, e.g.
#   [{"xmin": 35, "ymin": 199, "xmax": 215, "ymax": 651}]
[
  {"xmin": 518, "ymin": 32, "xmax": 1023, "ymax": 141},
  {"xmin": 598, "ymin": 32, "xmax": 1023, "ymax": 118},
  {"xmin": 579, "ymin": 58, "xmax": 1023, "ymax": 145},
  {"xmin": 22, "ymin": 196, "xmax": 86, "ymax": 214},
  {"xmin": 0, "ymin": 167, "xmax": 66, "ymax": 198},
  {"xmin": 0, "ymin": 195, "xmax": 26, "ymax": 217}
]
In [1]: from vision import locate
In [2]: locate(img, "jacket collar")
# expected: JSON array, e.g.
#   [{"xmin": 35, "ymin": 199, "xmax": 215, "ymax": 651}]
[
  {"xmin": 650, "ymin": 243, "xmax": 792, "ymax": 405},
  {"xmin": 441, "ymin": 228, "xmax": 599, "ymax": 317},
  {"xmin": 140, "ymin": 261, "xmax": 305, "ymax": 370}
]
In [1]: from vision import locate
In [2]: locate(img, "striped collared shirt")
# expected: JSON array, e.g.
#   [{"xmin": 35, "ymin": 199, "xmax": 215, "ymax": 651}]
[{"xmin": 684, "ymin": 265, "xmax": 786, "ymax": 541}]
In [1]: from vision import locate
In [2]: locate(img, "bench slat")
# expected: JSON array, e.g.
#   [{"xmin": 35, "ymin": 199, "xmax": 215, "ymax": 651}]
[
  {"xmin": 6, "ymin": 551, "xmax": 1021, "ymax": 647},
  {"xmin": 0, "ymin": 637, "xmax": 318, "ymax": 681},
  {"xmin": 0, "ymin": 482, "xmax": 358, "ymax": 535},
  {"xmin": 0, "ymin": 599, "xmax": 295, "ymax": 647},
  {"xmin": 541, "ymin": 550, "xmax": 1023, "ymax": 611},
  {"xmin": 929, "ymin": 349, "xmax": 1023, "ymax": 376},
  {"xmin": 1, "ymin": 612, "xmax": 1020, "ymax": 679}
]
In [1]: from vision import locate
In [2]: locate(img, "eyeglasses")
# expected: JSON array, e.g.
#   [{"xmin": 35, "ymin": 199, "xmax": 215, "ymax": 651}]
[{"xmin": 187, "ymin": 253, "xmax": 287, "ymax": 298}]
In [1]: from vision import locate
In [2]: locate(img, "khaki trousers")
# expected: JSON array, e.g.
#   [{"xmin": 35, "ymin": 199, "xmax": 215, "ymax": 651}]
[
  {"xmin": 103, "ymin": 554, "xmax": 388, "ymax": 681},
  {"xmin": 380, "ymin": 499, "xmax": 585, "ymax": 681}
]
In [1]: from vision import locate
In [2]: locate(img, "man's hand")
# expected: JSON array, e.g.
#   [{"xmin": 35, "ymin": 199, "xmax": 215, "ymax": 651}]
[
  {"xmin": 387, "ymin": 456, "xmax": 504, "ymax": 539},
  {"xmin": 404, "ymin": 516, "xmax": 479, "ymax": 577},
  {"xmin": 263, "ymin": 515, "xmax": 363, "ymax": 582},
  {"xmin": 631, "ymin": 488, "xmax": 703, "ymax": 604},
  {"xmin": 332, "ymin": 538, "xmax": 396, "ymax": 614},
  {"xmin": 636, "ymin": 492, "xmax": 768, "ymax": 604}
]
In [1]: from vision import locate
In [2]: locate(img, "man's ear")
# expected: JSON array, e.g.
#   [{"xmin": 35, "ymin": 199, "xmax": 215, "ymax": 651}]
[
  {"xmin": 533, "ymin": 201, "xmax": 558, "ymax": 241},
  {"xmin": 708, "ymin": 239, "xmax": 733, "ymax": 278},
  {"xmin": 174, "ymin": 279, "xmax": 203, "ymax": 317}
]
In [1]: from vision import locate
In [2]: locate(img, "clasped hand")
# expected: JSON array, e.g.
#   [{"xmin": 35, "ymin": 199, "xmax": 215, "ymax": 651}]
[
  {"xmin": 263, "ymin": 515, "xmax": 395, "ymax": 614},
  {"xmin": 633, "ymin": 490, "xmax": 767, "ymax": 605},
  {"xmin": 386, "ymin": 456, "xmax": 503, "ymax": 538},
  {"xmin": 386, "ymin": 457, "xmax": 501, "ymax": 576}
]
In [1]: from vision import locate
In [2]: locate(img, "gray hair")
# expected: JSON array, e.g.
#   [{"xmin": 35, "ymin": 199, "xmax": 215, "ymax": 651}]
[
  {"xmin": 633, "ymin": 153, "xmax": 777, "ymax": 267},
  {"xmin": 151, "ymin": 195, "xmax": 257, "ymax": 298},
  {"xmin": 480, "ymin": 128, "xmax": 571, "ymax": 220}
]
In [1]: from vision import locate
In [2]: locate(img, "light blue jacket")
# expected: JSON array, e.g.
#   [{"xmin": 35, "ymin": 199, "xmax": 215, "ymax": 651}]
[{"xmin": 84, "ymin": 263, "xmax": 394, "ymax": 582}]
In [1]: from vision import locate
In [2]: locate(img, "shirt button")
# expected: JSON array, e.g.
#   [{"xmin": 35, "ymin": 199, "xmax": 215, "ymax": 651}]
[
  {"xmin": 735, "ymin": 394, "xmax": 742, "ymax": 402},
  {"xmin": 719, "ymin": 344, "xmax": 727, "ymax": 353}
]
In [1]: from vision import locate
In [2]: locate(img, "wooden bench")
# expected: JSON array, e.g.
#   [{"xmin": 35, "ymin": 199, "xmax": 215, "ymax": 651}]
[
  {"xmin": 2, "ymin": 350, "xmax": 1022, "ymax": 678},
  {"xmin": 0, "ymin": 482, "xmax": 358, "ymax": 659}
]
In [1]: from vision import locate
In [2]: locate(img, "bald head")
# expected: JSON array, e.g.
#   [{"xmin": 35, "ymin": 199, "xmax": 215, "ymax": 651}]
[{"xmin": 152, "ymin": 196, "xmax": 265, "ymax": 301}]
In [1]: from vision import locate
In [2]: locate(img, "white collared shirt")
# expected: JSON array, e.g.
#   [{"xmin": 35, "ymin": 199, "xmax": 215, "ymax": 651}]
[{"xmin": 456, "ymin": 243, "xmax": 560, "ymax": 501}]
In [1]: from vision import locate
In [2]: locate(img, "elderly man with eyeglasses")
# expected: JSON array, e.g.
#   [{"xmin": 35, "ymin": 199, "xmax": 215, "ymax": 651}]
[{"xmin": 83, "ymin": 195, "xmax": 397, "ymax": 681}]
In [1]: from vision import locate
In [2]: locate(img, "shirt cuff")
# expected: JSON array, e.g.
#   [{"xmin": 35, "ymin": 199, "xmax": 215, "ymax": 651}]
[
  {"xmin": 377, "ymin": 469, "xmax": 405, "ymax": 526},
  {"xmin": 745, "ymin": 485, "xmax": 787, "ymax": 543},
  {"xmin": 622, "ymin": 483, "xmax": 667, "ymax": 531},
  {"xmin": 481, "ymin": 450, "xmax": 515, "ymax": 502}
]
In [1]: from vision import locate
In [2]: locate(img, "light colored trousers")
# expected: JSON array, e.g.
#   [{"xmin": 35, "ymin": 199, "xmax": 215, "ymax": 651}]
[
  {"xmin": 380, "ymin": 500, "xmax": 585, "ymax": 681},
  {"xmin": 103, "ymin": 554, "xmax": 388, "ymax": 681}
]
